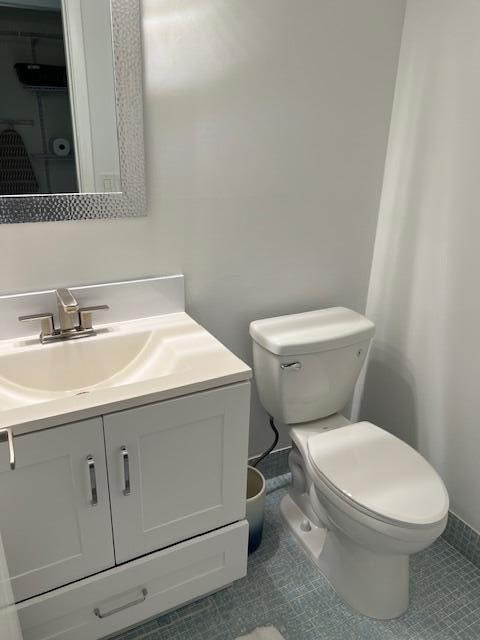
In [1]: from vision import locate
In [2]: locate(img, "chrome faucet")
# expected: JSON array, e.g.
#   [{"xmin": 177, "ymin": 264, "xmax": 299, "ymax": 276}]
[
  {"xmin": 56, "ymin": 287, "xmax": 79, "ymax": 333},
  {"xmin": 19, "ymin": 288, "xmax": 109, "ymax": 344}
]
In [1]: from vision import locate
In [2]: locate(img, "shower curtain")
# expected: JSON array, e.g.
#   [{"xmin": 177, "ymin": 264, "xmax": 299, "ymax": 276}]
[
  {"xmin": 0, "ymin": 532, "xmax": 22, "ymax": 640},
  {"xmin": 355, "ymin": 0, "xmax": 480, "ymax": 533}
]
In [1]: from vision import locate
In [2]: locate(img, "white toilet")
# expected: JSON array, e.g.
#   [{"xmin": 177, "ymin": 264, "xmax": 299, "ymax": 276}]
[{"xmin": 249, "ymin": 307, "xmax": 449, "ymax": 620}]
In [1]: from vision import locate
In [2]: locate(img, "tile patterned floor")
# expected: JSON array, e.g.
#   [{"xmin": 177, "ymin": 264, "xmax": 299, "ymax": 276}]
[
  {"xmin": 253, "ymin": 448, "xmax": 291, "ymax": 480},
  {"xmin": 112, "ymin": 481, "xmax": 480, "ymax": 640}
]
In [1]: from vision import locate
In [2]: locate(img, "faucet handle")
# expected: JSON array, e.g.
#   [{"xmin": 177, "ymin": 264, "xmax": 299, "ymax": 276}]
[
  {"xmin": 18, "ymin": 313, "xmax": 55, "ymax": 339},
  {"xmin": 78, "ymin": 305, "xmax": 110, "ymax": 331}
]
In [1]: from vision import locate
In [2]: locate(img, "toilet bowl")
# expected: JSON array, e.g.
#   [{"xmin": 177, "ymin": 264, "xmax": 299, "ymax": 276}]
[
  {"xmin": 249, "ymin": 308, "xmax": 449, "ymax": 619},
  {"xmin": 282, "ymin": 417, "xmax": 448, "ymax": 619}
]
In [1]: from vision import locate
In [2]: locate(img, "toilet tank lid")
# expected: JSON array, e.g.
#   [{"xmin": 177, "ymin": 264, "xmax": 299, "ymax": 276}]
[{"xmin": 249, "ymin": 307, "xmax": 375, "ymax": 356}]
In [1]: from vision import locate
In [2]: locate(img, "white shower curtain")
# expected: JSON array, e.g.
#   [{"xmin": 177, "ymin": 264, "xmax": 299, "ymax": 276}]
[
  {"xmin": 0, "ymin": 532, "xmax": 22, "ymax": 640},
  {"xmin": 355, "ymin": 0, "xmax": 480, "ymax": 533}
]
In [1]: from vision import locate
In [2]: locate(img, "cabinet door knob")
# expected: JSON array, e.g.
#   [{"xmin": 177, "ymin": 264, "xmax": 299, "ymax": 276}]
[
  {"xmin": 121, "ymin": 446, "xmax": 131, "ymax": 496},
  {"xmin": 86, "ymin": 455, "xmax": 98, "ymax": 506},
  {"xmin": 0, "ymin": 428, "xmax": 15, "ymax": 470}
]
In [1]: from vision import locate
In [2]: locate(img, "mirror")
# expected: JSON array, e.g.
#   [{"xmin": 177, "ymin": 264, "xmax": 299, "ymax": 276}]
[{"xmin": 0, "ymin": 0, "xmax": 145, "ymax": 222}]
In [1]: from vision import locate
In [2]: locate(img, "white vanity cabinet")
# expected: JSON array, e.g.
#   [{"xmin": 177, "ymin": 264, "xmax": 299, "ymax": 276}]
[
  {"xmin": 0, "ymin": 418, "xmax": 114, "ymax": 603},
  {"xmin": 4, "ymin": 381, "xmax": 250, "ymax": 640}
]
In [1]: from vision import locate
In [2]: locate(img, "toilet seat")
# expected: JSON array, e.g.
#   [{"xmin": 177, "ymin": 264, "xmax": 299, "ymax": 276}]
[{"xmin": 307, "ymin": 422, "xmax": 449, "ymax": 529}]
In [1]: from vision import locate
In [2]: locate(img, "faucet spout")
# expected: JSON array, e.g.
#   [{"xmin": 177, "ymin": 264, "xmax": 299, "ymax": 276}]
[
  {"xmin": 56, "ymin": 288, "xmax": 79, "ymax": 312},
  {"xmin": 56, "ymin": 288, "xmax": 79, "ymax": 332}
]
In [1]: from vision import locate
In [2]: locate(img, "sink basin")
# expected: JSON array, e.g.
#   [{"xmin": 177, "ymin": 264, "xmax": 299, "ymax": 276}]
[
  {"xmin": 0, "ymin": 312, "xmax": 251, "ymax": 432},
  {"xmin": 0, "ymin": 329, "xmax": 176, "ymax": 396}
]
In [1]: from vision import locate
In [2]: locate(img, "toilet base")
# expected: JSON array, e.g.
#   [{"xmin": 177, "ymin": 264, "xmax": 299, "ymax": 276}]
[{"xmin": 280, "ymin": 493, "xmax": 409, "ymax": 620}]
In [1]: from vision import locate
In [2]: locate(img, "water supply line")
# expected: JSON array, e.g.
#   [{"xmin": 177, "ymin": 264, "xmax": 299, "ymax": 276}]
[{"xmin": 252, "ymin": 416, "xmax": 279, "ymax": 468}]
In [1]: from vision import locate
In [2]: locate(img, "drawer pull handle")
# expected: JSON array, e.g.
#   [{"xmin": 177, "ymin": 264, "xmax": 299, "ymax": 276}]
[
  {"xmin": 0, "ymin": 428, "xmax": 15, "ymax": 470},
  {"xmin": 94, "ymin": 588, "xmax": 147, "ymax": 619},
  {"xmin": 121, "ymin": 446, "xmax": 130, "ymax": 496},
  {"xmin": 87, "ymin": 455, "xmax": 98, "ymax": 506}
]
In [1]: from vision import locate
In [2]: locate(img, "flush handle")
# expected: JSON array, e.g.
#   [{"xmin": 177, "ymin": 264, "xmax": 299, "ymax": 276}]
[
  {"xmin": 121, "ymin": 446, "xmax": 131, "ymax": 496},
  {"xmin": 86, "ymin": 455, "xmax": 98, "ymax": 506},
  {"xmin": 280, "ymin": 362, "xmax": 302, "ymax": 371},
  {"xmin": 0, "ymin": 428, "xmax": 15, "ymax": 470}
]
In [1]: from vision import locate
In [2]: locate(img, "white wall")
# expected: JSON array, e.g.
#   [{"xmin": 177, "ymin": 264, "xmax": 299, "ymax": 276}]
[
  {"xmin": 358, "ymin": 0, "xmax": 480, "ymax": 533},
  {"xmin": 80, "ymin": 0, "xmax": 119, "ymax": 192},
  {"xmin": 62, "ymin": 0, "xmax": 120, "ymax": 192},
  {"xmin": 0, "ymin": 0, "xmax": 406, "ymax": 454}
]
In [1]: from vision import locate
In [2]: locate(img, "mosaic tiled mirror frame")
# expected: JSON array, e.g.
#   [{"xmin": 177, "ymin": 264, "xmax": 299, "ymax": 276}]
[{"xmin": 0, "ymin": 0, "xmax": 146, "ymax": 223}]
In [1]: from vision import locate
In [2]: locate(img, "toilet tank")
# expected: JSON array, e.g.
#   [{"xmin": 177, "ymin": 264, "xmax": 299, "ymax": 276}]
[{"xmin": 249, "ymin": 307, "xmax": 375, "ymax": 424}]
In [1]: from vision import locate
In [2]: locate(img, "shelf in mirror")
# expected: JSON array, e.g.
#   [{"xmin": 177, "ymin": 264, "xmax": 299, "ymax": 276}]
[
  {"xmin": 31, "ymin": 153, "xmax": 74, "ymax": 161},
  {"xmin": 23, "ymin": 85, "xmax": 68, "ymax": 94}
]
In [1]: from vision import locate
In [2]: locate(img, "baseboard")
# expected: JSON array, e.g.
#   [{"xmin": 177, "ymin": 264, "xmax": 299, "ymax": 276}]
[
  {"xmin": 442, "ymin": 511, "xmax": 480, "ymax": 568},
  {"xmin": 249, "ymin": 447, "xmax": 291, "ymax": 479}
]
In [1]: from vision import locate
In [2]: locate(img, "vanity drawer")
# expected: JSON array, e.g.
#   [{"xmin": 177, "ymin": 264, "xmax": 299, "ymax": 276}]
[{"xmin": 17, "ymin": 520, "xmax": 248, "ymax": 640}]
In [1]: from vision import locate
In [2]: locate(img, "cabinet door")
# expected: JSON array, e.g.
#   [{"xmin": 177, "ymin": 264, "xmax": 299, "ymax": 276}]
[
  {"xmin": 104, "ymin": 382, "xmax": 250, "ymax": 564},
  {"xmin": 0, "ymin": 418, "xmax": 114, "ymax": 602}
]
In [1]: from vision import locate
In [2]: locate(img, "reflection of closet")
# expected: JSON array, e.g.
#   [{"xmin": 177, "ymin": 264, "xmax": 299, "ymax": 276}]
[{"xmin": 0, "ymin": 7, "xmax": 78, "ymax": 195}]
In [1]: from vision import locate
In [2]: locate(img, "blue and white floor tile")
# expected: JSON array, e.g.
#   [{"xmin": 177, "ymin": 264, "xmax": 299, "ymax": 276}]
[{"xmin": 111, "ymin": 482, "xmax": 480, "ymax": 640}]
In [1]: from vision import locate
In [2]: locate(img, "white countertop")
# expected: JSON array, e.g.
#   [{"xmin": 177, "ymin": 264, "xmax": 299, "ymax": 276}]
[{"xmin": 0, "ymin": 312, "xmax": 251, "ymax": 437}]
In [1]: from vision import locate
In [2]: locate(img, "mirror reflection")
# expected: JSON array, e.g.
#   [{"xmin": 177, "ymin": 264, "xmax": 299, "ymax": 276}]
[{"xmin": 0, "ymin": 0, "xmax": 120, "ymax": 196}]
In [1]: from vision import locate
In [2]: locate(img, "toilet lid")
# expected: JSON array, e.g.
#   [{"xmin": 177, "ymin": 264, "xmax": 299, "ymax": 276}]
[{"xmin": 307, "ymin": 422, "xmax": 449, "ymax": 528}]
